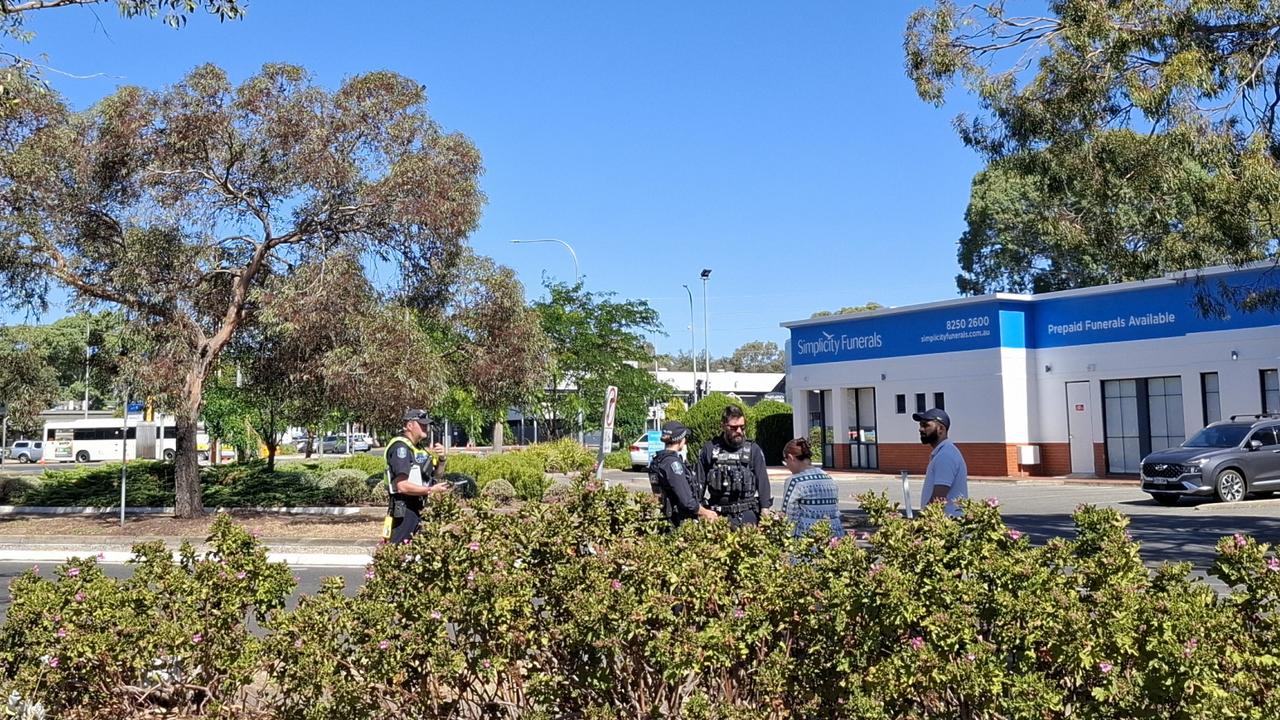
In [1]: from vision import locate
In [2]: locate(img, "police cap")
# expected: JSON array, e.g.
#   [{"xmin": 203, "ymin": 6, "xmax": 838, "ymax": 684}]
[
  {"xmin": 402, "ymin": 409, "xmax": 431, "ymax": 426},
  {"xmin": 661, "ymin": 421, "xmax": 690, "ymax": 443}
]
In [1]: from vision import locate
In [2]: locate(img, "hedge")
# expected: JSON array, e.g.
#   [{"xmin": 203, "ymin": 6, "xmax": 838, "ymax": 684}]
[
  {"xmin": 748, "ymin": 399, "xmax": 793, "ymax": 465},
  {"xmin": 5, "ymin": 487, "xmax": 1280, "ymax": 718}
]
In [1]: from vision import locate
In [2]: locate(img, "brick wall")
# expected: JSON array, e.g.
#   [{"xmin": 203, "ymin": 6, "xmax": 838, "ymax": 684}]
[{"xmin": 873, "ymin": 441, "xmax": 1092, "ymax": 477}]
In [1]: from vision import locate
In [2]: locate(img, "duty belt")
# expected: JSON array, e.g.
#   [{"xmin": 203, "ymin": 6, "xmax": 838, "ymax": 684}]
[{"xmin": 713, "ymin": 499, "xmax": 759, "ymax": 515}]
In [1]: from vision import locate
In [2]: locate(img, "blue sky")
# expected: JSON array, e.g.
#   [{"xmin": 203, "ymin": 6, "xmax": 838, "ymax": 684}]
[{"xmin": 18, "ymin": 0, "xmax": 981, "ymax": 358}]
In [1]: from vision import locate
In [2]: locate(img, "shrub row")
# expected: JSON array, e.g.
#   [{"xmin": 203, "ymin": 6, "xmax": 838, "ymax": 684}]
[{"xmin": 5, "ymin": 487, "xmax": 1280, "ymax": 718}]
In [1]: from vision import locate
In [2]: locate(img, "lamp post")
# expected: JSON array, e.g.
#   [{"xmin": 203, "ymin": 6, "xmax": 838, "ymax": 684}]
[
  {"xmin": 700, "ymin": 269, "xmax": 711, "ymax": 396},
  {"xmin": 682, "ymin": 284, "xmax": 698, "ymax": 402},
  {"xmin": 510, "ymin": 238, "xmax": 580, "ymax": 283}
]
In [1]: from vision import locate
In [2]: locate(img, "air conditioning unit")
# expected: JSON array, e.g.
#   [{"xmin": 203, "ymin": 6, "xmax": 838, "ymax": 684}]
[{"xmin": 1018, "ymin": 445, "xmax": 1041, "ymax": 465}]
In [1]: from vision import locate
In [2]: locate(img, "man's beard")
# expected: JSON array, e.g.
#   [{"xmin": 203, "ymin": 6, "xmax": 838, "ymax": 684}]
[
  {"xmin": 723, "ymin": 432, "xmax": 744, "ymax": 449},
  {"xmin": 919, "ymin": 429, "xmax": 938, "ymax": 445}
]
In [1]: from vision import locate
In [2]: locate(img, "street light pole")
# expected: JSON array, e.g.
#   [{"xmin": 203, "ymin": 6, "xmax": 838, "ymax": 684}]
[
  {"xmin": 700, "ymin": 269, "xmax": 711, "ymax": 396},
  {"xmin": 510, "ymin": 238, "xmax": 580, "ymax": 283},
  {"xmin": 682, "ymin": 284, "xmax": 698, "ymax": 403}
]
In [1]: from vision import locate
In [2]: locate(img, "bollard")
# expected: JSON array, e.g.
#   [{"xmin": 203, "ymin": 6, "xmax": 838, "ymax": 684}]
[{"xmin": 900, "ymin": 470, "xmax": 914, "ymax": 519}]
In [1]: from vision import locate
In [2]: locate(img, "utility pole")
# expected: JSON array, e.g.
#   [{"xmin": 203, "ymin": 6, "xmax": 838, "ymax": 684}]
[
  {"xmin": 682, "ymin": 284, "xmax": 698, "ymax": 402},
  {"xmin": 700, "ymin": 269, "xmax": 712, "ymax": 396}
]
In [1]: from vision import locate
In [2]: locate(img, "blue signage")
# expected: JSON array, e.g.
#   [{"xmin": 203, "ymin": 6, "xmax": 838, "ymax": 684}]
[
  {"xmin": 645, "ymin": 429, "xmax": 662, "ymax": 462},
  {"xmin": 789, "ymin": 301, "xmax": 1006, "ymax": 365},
  {"xmin": 126, "ymin": 401, "xmax": 145, "ymax": 413},
  {"xmin": 790, "ymin": 268, "xmax": 1280, "ymax": 365}
]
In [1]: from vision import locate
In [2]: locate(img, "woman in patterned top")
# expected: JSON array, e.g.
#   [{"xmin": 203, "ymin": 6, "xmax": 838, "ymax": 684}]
[{"xmin": 780, "ymin": 437, "xmax": 845, "ymax": 539}]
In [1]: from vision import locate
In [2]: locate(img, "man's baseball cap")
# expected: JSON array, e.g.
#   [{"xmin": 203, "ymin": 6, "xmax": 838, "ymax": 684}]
[
  {"xmin": 402, "ymin": 409, "xmax": 431, "ymax": 425},
  {"xmin": 660, "ymin": 421, "xmax": 690, "ymax": 443},
  {"xmin": 912, "ymin": 408, "xmax": 951, "ymax": 429}
]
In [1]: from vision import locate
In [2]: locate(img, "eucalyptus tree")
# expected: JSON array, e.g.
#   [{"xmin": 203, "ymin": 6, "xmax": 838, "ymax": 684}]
[
  {"xmin": 907, "ymin": 0, "xmax": 1280, "ymax": 309},
  {"xmin": 0, "ymin": 63, "xmax": 484, "ymax": 516}
]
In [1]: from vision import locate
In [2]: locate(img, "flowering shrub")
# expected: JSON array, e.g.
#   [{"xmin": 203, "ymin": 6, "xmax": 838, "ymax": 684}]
[
  {"xmin": 0, "ymin": 513, "xmax": 295, "ymax": 717},
  {"xmin": 6, "ymin": 484, "xmax": 1280, "ymax": 718}
]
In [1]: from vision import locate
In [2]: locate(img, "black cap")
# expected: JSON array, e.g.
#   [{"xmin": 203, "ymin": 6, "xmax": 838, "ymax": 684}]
[
  {"xmin": 402, "ymin": 409, "xmax": 430, "ymax": 425},
  {"xmin": 912, "ymin": 408, "xmax": 950, "ymax": 429},
  {"xmin": 660, "ymin": 421, "xmax": 690, "ymax": 443}
]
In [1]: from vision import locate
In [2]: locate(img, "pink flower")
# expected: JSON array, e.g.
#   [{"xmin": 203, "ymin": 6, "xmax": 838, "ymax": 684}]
[
  {"xmin": 236, "ymin": 571, "xmax": 247, "ymax": 580},
  {"xmin": 828, "ymin": 536, "xmax": 841, "ymax": 549},
  {"xmin": 55, "ymin": 628, "xmax": 66, "ymax": 639},
  {"xmin": 909, "ymin": 636, "xmax": 924, "ymax": 651},
  {"xmin": 868, "ymin": 563, "xmax": 883, "ymax": 577},
  {"xmin": 74, "ymin": 592, "xmax": 85, "ymax": 603},
  {"xmin": 1098, "ymin": 661, "xmax": 1113, "ymax": 674},
  {"xmin": 378, "ymin": 640, "xmax": 390, "ymax": 650},
  {"xmin": 482, "ymin": 659, "xmax": 491, "ymax": 669},
  {"xmin": 1233, "ymin": 533, "xmax": 1247, "ymax": 548},
  {"xmin": 1183, "ymin": 638, "xmax": 1199, "ymax": 657},
  {"xmin": 1267, "ymin": 557, "xmax": 1280, "ymax": 573},
  {"xmin": 468, "ymin": 541, "xmax": 481, "ymax": 552},
  {"xmin": 1007, "ymin": 530, "xmax": 1024, "ymax": 541},
  {"xmin": 965, "ymin": 652, "xmax": 976, "ymax": 662},
  {"xmin": 985, "ymin": 497, "xmax": 1000, "ymax": 508},
  {"xmin": 364, "ymin": 569, "xmax": 375, "ymax": 581},
  {"xmin": 855, "ymin": 531, "xmax": 870, "ymax": 541},
  {"xmin": 66, "ymin": 567, "xmax": 80, "ymax": 578},
  {"xmin": 47, "ymin": 657, "xmax": 59, "ymax": 668},
  {"xmin": 430, "ymin": 610, "xmax": 442, "ymax": 620},
  {"xmin": 733, "ymin": 608, "xmax": 745, "ymax": 619},
  {"xmin": 293, "ymin": 638, "xmax": 304, "ymax": 649},
  {"xmin": 191, "ymin": 632, "xmax": 203, "ymax": 644},
  {"xmin": 610, "ymin": 579, "xmax": 622, "ymax": 590}
]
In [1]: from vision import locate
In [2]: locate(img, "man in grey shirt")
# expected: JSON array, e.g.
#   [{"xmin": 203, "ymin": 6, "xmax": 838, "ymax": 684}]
[{"xmin": 912, "ymin": 408, "xmax": 968, "ymax": 517}]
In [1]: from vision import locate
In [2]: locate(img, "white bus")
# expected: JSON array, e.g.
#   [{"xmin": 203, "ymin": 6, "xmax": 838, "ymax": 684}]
[{"xmin": 41, "ymin": 417, "xmax": 191, "ymax": 463}]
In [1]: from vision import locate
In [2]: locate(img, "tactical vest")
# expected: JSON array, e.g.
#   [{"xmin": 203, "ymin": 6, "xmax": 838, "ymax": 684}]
[{"xmin": 705, "ymin": 441, "xmax": 756, "ymax": 501}]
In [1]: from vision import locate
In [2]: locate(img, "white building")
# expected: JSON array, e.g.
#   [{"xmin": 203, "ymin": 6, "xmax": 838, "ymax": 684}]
[{"xmin": 782, "ymin": 265, "xmax": 1280, "ymax": 477}]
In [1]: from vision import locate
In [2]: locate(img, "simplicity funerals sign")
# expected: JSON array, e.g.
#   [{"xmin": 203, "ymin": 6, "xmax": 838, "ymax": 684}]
[{"xmin": 789, "ymin": 268, "xmax": 1280, "ymax": 366}]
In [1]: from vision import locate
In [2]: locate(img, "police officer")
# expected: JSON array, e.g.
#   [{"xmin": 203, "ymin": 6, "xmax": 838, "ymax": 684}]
[
  {"xmin": 648, "ymin": 420, "xmax": 718, "ymax": 528},
  {"xmin": 384, "ymin": 409, "xmax": 450, "ymax": 544},
  {"xmin": 697, "ymin": 403, "xmax": 772, "ymax": 528}
]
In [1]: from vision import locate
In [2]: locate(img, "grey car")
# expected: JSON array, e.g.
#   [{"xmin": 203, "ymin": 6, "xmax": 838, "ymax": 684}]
[{"xmin": 1141, "ymin": 414, "xmax": 1280, "ymax": 504}]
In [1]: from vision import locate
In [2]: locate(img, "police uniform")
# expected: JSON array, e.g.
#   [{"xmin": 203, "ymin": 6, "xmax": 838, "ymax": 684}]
[
  {"xmin": 384, "ymin": 434, "xmax": 440, "ymax": 544},
  {"xmin": 697, "ymin": 435, "xmax": 772, "ymax": 527},
  {"xmin": 648, "ymin": 422, "xmax": 703, "ymax": 528}
]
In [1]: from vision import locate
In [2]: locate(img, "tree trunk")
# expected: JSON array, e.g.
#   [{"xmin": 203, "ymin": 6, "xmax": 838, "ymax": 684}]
[
  {"xmin": 491, "ymin": 418, "xmax": 505, "ymax": 453},
  {"xmin": 173, "ymin": 396, "xmax": 204, "ymax": 519},
  {"xmin": 265, "ymin": 404, "xmax": 277, "ymax": 472}
]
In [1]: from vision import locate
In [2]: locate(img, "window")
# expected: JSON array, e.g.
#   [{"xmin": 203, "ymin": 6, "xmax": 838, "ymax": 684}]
[
  {"xmin": 1201, "ymin": 372, "xmax": 1221, "ymax": 425},
  {"xmin": 1263, "ymin": 369, "xmax": 1279, "ymax": 414},
  {"xmin": 1249, "ymin": 427, "xmax": 1279, "ymax": 447},
  {"xmin": 895, "ymin": 394, "xmax": 906, "ymax": 414},
  {"xmin": 163, "ymin": 426, "xmax": 178, "ymax": 439},
  {"xmin": 933, "ymin": 392, "xmax": 945, "ymax": 411},
  {"xmin": 915, "ymin": 393, "xmax": 926, "ymax": 413},
  {"xmin": 1103, "ymin": 376, "xmax": 1185, "ymax": 474}
]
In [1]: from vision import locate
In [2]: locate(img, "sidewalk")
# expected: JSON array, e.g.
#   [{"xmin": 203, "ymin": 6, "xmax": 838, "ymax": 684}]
[{"xmin": 0, "ymin": 535, "xmax": 377, "ymax": 567}]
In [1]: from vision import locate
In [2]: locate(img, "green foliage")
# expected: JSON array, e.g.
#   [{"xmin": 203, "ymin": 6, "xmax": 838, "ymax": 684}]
[
  {"xmin": 663, "ymin": 396, "xmax": 688, "ymax": 424},
  {"xmin": 442, "ymin": 453, "xmax": 484, "ymax": 481},
  {"xmin": 604, "ymin": 449, "xmax": 634, "ymax": 471},
  {"xmin": 809, "ymin": 301, "xmax": 883, "ymax": 318},
  {"xmin": 316, "ymin": 469, "xmax": 376, "ymax": 506},
  {"xmin": 905, "ymin": 1, "xmax": 1280, "ymax": 309},
  {"xmin": 532, "ymin": 280, "xmax": 672, "ymax": 441},
  {"xmin": 726, "ymin": 340, "xmax": 784, "ymax": 372},
  {"xmin": 682, "ymin": 392, "xmax": 752, "ymax": 459},
  {"xmin": 523, "ymin": 438, "xmax": 595, "ymax": 475},
  {"xmin": 541, "ymin": 479, "xmax": 575, "ymax": 504},
  {"xmin": 0, "ymin": 513, "xmax": 293, "ymax": 717},
  {"xmin": 330, "ymin": 453, "xmax": 386, "ymax": 477},
  {"xmin": 478, "ymin": 477, "xmax": 516, "ymax": 504},
  {"xmin": 22, "ymin": 461, "xmax": 176, "ymax": 507},
  {"xmin": 748, "ymin": 399, "xmax": 793, "ymax": 465},
  {"xmin": 8, "ymin": 495, "xmax": 1280, "ymax": 716},
  {"xmin": 477, "ymin": 453, "xmax": 549, "ymax": 501}
]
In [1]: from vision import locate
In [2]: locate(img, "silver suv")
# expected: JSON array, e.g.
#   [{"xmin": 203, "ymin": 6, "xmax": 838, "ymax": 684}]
[{"xmin": 1141, "ymin": 414, "xmax": 1280, "ymax": 504}]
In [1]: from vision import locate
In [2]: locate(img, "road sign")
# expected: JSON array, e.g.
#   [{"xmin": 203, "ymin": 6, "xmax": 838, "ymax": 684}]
[{"xmin": 595, "ymin": 386, "xmax": 619, "ymax": 481}]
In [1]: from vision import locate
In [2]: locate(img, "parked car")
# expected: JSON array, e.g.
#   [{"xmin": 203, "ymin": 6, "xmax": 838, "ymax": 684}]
[
  {"xmin": 1141, "ymin": 413, "xmax": 1280, "ymax": 504},
  {"xmin": 628, "ymin": 434, "xmax": 651, "ymax": 470},
  {"xmin": 348, "ymin": 433, "xmax": 372, "ymax": 452},
  {"xmin": 3, "ymin": 440, "xmax": 43, "ymax": 463}
]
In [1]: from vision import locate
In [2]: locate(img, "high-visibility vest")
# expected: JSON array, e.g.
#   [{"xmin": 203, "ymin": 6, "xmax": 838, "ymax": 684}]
[{"xmin": 384, "ymin": 436, "xmax": 421, "ymax": 495}]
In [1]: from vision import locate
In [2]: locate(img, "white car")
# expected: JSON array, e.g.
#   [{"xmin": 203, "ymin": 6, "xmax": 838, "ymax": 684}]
[{"xmin": 628, "ymin": 435, "xmax": 650, "ymax": 470}]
